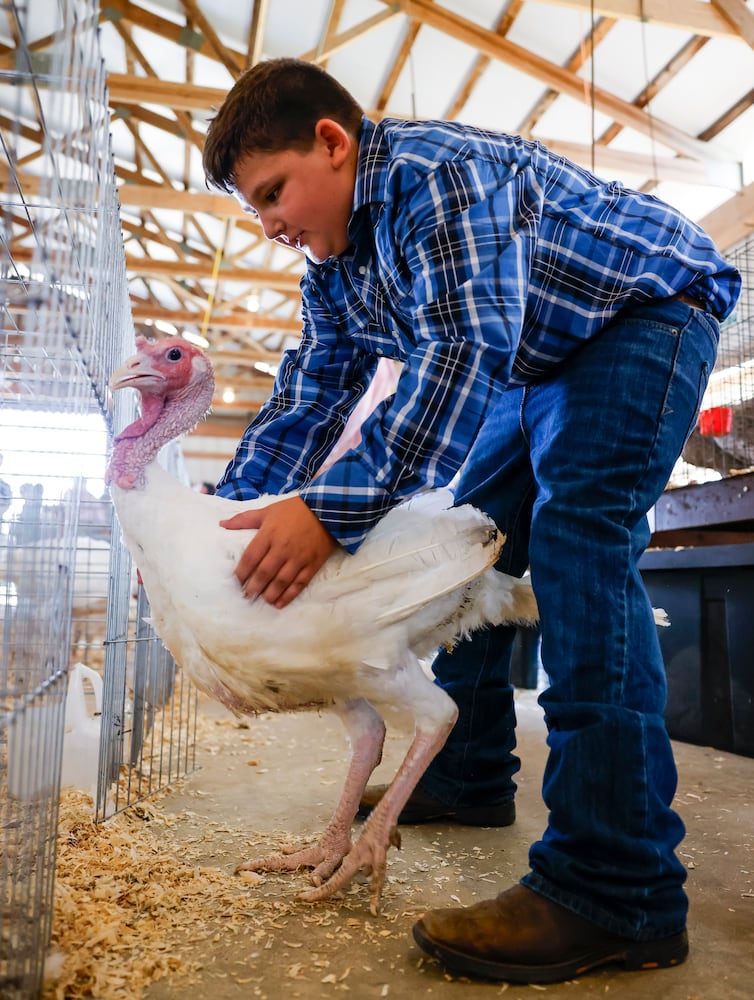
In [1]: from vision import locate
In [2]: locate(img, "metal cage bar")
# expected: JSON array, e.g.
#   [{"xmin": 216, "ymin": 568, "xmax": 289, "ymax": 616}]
[{"xmin": 1, "ymin": 2, "xmax": 198, "ymax": 994}]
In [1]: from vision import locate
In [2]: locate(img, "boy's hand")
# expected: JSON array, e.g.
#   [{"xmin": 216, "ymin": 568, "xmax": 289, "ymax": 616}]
[{"xmin": 219, "ymin": 496, "xmax": 337, "ymax": 608}]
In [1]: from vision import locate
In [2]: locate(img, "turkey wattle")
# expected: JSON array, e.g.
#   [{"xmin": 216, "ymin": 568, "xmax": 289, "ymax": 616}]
[{"xmin": 106, "ymin": 336, "xmax": 538, "ymax": 914}]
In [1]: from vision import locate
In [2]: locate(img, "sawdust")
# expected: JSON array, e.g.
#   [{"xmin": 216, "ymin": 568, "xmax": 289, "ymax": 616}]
[{"xmin": 43, "ymin": 716, "xmax": 420, "ymax": 999}]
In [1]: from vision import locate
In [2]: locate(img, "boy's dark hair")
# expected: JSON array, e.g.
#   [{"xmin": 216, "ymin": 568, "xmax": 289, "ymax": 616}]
[{"xmin": 203, "ymin": 58, "xmax": 364, "ymax": 194}]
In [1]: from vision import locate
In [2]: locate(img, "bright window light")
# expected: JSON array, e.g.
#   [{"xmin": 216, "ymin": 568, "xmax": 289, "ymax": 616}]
[
  {"xmin": 253, "ymin": 360, "xmax": 278, "ymax": 376},
  {"xmin": 182, "ymin": 330, "xmax": 210, "ymax": 348},
  {"xmin": 0, "ymin": 410, "xmax": 109, "ymax": 518}
]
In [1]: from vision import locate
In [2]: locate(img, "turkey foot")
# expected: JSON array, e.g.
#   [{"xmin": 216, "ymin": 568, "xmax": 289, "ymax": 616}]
[
  {"xmin": 236, "ymin": 823, "xmax": 353, "ymax": 886},
  {"xmin": 298, "ymin": 821, "xmax": 402, "ymax": 915}
]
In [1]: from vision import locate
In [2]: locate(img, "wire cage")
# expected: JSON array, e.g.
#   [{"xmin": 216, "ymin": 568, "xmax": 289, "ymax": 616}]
[
  {"xmin": 95, "ymin": 440, "xmax": 200, "ymax": 828},
  {"xmin": 670, "ymin": 235, "xmax": 754, "ymax": 488},
  {"xmin": 1, "ymin": 2, "xmax": 197, "ymax": 996}
]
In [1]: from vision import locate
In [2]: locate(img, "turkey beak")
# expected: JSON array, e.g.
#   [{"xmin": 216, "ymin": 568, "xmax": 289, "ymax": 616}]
[{"xmin": 110, "ymin": 355, "xmax": 164, "ymax": 392}]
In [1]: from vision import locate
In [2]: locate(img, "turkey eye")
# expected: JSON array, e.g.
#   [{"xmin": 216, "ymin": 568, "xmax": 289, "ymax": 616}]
[{"xmin": 167, "ymin": 347, "xmax": 183, "ymax": 361}]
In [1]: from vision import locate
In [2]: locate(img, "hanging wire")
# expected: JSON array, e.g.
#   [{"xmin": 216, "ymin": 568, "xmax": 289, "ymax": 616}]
[
  {"xmin": 590, "ymin": 0, "xmax": 596, "ymax": 172},
  {"xmin": 408, "ymin": 46, "xmax": 418, "ymax": 119},
  {"xmin": 639, "ymin": 0, "xmax": 660, "ymax": 187}
]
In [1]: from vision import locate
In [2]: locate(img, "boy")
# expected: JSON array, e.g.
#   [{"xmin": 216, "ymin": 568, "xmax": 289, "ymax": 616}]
[{"xmin": 202, "ymin": 57, "xmax": 740, "ymax": 984}]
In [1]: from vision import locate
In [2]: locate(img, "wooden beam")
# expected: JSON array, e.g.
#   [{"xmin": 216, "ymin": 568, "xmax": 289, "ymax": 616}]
[
  {"xmin": 710, "ymin": 0, "xmax": 754, "ymax": 47},
  {"xmin": 445, "ymin": 3, "xmax": 526, "ymax": 120},
  {"xmin": 124, "ymin": 256, "xmax": 304, "ymax": 290},
  {"xmin": 107, "ymin": 72, "xmax": 228, "ymax": 112},
  {"xmin": 397, "ymin": 0, "xmax": 740, "ymax": 167},
  {"xmin": 7, "ymin": 247, "xmax": 303, "ymax": 291},
  {"xmin": 210, "ymin": 349, "xmax": 285, "ymax": 368},
  {"xmin": 301, "ymin": 5, "xmax": 403, "ymax": 63},
  {"xmin": 188, "ymin": 419, "xmax": 254, "ymax": 438},
  {"xmin": 246, "ymin": 0, "xmax": 269, "ymax": 68},
  {"xmin": 208, "ymin": 398, "xmax": 267, "ymax": 415},
  {"xmin": 698, "ymin": 181, "xmax": 754, "ymax": 252},
  {"xmin": 118, "ymin": 181, "xmax": 247, "ymax": 218},
  {"xmin": 105, "ymin": 84, "xmax": 743, "ymax": 194},
  {"xmin": 102, "ymin": 0, "xmax": 246, "ymax": 65},
  {"xmin": 375, "ymin": 19, "xmax": 421, "ymax": 114},
  {"xmin": 0, "ymin": 167, "xmax": 247, "ymax": 220},
  {"xmin": 179, "ymin": 0, "xmax": 245, "ymax": 77},
  {"xmin": 540, "ymin": 0, "xmax": 741, "ymax": 39},
  {"xmin": 699, "ymin": 87, "xmax": 754, "ymax": 142},
  {"xmin": 538, "ymin": 137, "xmax": 742, "ymax": 189},
  {"xmin": 110, "ymin": 90, "xmax": 207, "ymax": 151},
  {"xmin": 130, "ymin": 304, "xmax": 300, "ymax": 333}
]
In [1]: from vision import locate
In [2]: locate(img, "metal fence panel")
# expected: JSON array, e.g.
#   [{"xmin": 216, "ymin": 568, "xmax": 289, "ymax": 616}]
[{"xmin": 1, "ymin": 3, "xmax": 197, "ymax": 995}]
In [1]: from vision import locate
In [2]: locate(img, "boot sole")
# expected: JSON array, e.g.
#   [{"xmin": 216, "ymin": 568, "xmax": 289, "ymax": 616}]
[
  {"xmin": 356, "ymin": 798, "xmax": 515, "ymax": 828},
  {"xmin": 413, "ymin": 921, "xmax": 689, "ymax": 984}
]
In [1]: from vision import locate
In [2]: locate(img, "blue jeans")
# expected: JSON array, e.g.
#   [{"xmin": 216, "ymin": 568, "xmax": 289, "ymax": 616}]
[{"xmin": 419, "ymin": 296, "xmax": 720, "ymax": 940}]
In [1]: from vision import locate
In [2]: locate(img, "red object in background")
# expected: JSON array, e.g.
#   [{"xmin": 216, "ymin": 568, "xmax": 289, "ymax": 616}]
[{"xmin": 698, "ymin": 406, "xmax": 733, "ymax": 436}]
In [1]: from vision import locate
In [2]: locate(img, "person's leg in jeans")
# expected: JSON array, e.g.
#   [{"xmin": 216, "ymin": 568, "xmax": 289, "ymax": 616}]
[
  {"xmin": 520, "ymin": 298, "xmax": 719, "ymax": 936},
  {"xmin": 418, "ymin": 386, "xmax": 535, "ymax": 811},
  {"xmin": 414, "ymin": 297, "xmax": 719, "ymax": 980},
  {"xmin": 359, "ymin": 387, "xmax": 536, "ymax": 823}
]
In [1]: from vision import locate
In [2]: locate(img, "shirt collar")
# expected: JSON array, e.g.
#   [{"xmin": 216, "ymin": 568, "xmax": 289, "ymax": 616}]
[
  {"xmin": 307, "ymin": 117, "xmax": 387, "ymax": 274},
  {"xmin": 353, "ymin": 117, "xmax": 386, "ymax": 210},
  {"xmin": 349, "ymin": 117, "xmax": 393, "ymax": 237}
]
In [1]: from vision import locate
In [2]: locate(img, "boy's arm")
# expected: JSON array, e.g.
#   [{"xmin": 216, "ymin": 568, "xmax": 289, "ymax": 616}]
[
  {"xmin": 221, "ymin": 160, "xmax": 530, "ymax": 604},
  {"xmin": 216, "ymin": 315, "xmax": 380, "ymax": 501},
  {"xmin": 218, "ymin": 304, "xmax": 377, "ymax": 607}
]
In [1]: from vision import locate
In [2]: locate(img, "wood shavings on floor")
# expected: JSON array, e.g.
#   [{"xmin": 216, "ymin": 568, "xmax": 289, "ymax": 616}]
[
  {"xmin": 46, "ymin": 788, "xmax": 252, "ymax": 998},
  {"xmin": 43, "ymin": 714, "xmax": 420, "ymax": 1000}
]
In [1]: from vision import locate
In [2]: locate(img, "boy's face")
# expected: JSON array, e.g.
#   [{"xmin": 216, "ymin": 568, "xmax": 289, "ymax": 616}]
[{"xmin": 232, "ymin": 119, "xmax": 356, "ymax": 264}]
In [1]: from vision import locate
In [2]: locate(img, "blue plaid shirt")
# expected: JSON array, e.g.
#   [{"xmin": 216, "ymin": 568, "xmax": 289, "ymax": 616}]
[{"xmin": 217, "ymin": 117, "xmax": 741, "ymax": 550}]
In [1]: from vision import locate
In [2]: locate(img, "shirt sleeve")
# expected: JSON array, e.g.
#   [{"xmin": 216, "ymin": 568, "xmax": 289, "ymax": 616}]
[
  {"xmin": 215, "ymin": 296, "xmax": 380, "ymax": 500},
  {"xmin": 300, "ymin": 156, "xmax": 539, "ymax": 550}
]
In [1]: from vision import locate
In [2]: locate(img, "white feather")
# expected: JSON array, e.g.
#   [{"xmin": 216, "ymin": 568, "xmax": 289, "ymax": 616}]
[{"xmin": 111, "ymin": 469, "xmax": 537, "ymax": 714}]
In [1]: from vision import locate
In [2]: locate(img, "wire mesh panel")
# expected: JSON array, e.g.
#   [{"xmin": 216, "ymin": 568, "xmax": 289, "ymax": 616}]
[
  {"xmin": 97, "ymin": 578, "xmax": 199, "ymax": 821},
  {"xmin": 0, "ymin": 1, "xmax": 197, "ymax": 995},
  {"xmin": 0, "ymin": 1, "xmax": 110, "ymax": 993},
  {"xmin": 95, "ymin": 439, "xmax": 200, "ymax": 824},
  {"xmin": 672, "ymin": 236, "xmax": 754, "ymax": 487}
]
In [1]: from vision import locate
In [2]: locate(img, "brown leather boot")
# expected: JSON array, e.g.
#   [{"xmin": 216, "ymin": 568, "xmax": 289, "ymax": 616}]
[{"xmin": 413, "ymin": 883, "xmax": 688, "ymax": 984}]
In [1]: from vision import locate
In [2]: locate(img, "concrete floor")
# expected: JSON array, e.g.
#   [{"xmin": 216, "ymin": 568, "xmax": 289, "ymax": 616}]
[{"xmin": 145, "ymin": 690, "xmax": 754, "ymax": 1000}]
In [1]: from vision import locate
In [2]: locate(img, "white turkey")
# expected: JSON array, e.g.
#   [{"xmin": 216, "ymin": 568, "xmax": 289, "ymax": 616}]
[{"xmin": 106, "ymin": 336, "xmax": 539, "ymax": 914}]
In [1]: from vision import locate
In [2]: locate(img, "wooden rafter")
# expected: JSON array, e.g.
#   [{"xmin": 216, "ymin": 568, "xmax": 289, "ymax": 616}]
[
  {"xmin": 179, "ymin": 0, "xmax": 244, "ymax": 78},
  {"xmin": 517, "ymin": 16, "xmax": 617, "ymax": 137},
  {"xmin": 246, "ymin": 0, "xmax": 270, "ymax": 68},
  {"xmin": 391, "ymin": 0, "xmax": 739, "ymax": 167},
  {"xmin": 708, "ymin": 0, "xmax": 754, "ymax": 46},
  {"xmin": 7, "ymin": 0, "xmax": 753, "ymax": 440},
  {"xmin": 541, "ymin": 0, "xmax": 741, "ymax": 38}
]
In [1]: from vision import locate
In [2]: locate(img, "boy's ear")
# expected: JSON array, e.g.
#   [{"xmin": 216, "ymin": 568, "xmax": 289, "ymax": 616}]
[{"xmin": 314, "ymin": 118, "xmax": 353, "ymax": 167}]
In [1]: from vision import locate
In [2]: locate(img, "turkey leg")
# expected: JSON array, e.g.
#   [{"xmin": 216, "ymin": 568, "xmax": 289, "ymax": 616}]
[
  {"xmin": 236, "ymin": 697, "xmax": 386, "ymax": 886},
  {"xmin": 301, "ymin": 678, "xmax": 458, "ymax": 914}
]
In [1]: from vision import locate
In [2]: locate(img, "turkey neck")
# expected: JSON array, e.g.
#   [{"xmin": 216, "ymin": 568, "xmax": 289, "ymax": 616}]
[{"xmin": 107, "ymin": 369, "xmax": 214, "ymax": 491}]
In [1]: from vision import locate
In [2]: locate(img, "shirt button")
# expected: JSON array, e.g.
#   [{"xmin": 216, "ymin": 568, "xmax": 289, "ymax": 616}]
[{"xmin": 358, "ymin": 265, "xmax": 367, "ymax": 275}]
